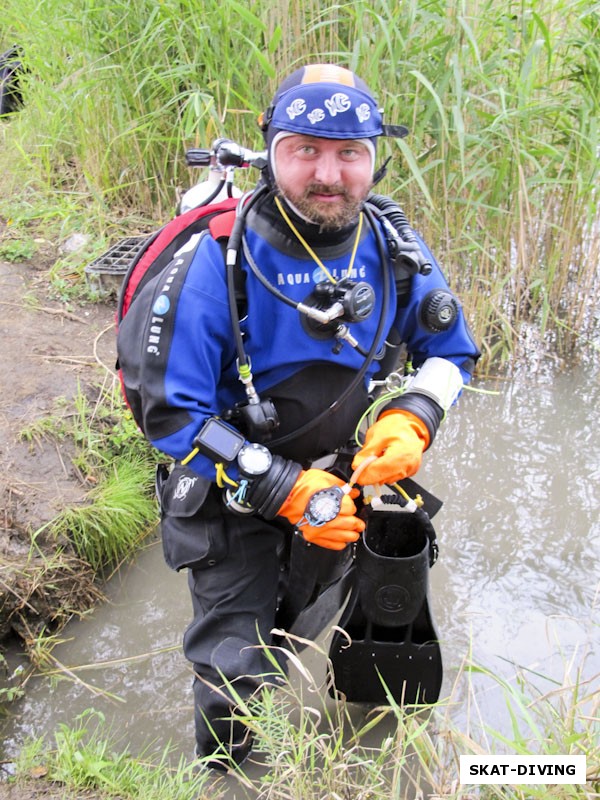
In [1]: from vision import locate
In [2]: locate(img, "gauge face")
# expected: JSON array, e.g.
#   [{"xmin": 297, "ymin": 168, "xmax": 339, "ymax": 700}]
[
  {"xmin": 305, "ymin": 486, "xmax": 343, "ymax": 527},
  {"xmin": 237, "ymin": 443, "xmax": 272, "ymax": 477}
]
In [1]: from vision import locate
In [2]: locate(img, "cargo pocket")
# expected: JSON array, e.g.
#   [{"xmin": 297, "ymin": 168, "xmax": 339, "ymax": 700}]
[{"xmin": 157, "ymin": 464, "xmax": 228, "ymax": 571}]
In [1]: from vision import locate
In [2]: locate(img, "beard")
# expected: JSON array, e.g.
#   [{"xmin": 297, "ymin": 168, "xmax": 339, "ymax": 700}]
[{"xmin": 279, "ymin": 182, "xmax": 370, "ymax": 231}]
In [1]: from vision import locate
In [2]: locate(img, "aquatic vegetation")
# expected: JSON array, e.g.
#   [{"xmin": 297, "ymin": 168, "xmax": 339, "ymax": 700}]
[{"xmin": 29, "ymin": 383, "xmax": 159, "ymax": 571}]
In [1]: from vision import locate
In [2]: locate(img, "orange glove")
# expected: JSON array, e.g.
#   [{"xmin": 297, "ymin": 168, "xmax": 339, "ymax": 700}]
[
  {"xmin": 277, "ymin": 469, "xmax": 365, "ymax": 551},
  {"xmin": 351, "ymin": 409, "xmax": 430, "ymax": 486}
]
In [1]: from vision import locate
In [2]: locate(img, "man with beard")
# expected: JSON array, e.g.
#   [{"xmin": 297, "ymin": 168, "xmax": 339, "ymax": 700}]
[{"xmin": 119, "ymin": 64, "xmax": 480, "ymax": 767}]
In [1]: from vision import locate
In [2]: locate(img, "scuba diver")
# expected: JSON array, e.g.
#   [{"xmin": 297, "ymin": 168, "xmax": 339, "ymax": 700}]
[{"xmin": 117, "ymin": 63, "xmax": 480, "ymax": 768}]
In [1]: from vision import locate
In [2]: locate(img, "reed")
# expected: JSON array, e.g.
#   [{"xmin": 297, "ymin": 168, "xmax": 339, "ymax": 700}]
[{"xmin": 1, "ymin": 0, "xmax": 598, "ymax": 367}]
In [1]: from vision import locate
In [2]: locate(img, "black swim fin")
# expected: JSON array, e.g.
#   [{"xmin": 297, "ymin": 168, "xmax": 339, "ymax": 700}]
[{"xmin": 328, "ymin": 505, "xmax": 443, "ymax": 705}]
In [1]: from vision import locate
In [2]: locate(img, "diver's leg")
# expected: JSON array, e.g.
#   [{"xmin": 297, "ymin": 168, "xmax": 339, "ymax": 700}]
[{"xmin": 183, "ymin": 490, "xmax": 286, "ymax": 763}]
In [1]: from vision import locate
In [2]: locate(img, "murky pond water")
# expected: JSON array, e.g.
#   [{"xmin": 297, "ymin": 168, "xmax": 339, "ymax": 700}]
[{"xmin": 2, "ymin": 361, "xmax": 599, "ymax": 792}]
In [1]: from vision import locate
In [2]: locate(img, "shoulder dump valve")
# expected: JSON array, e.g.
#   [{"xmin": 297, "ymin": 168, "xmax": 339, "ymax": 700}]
[{"xmin": 420, "ymin": 289, "xmax": 459, "ymax": 332}]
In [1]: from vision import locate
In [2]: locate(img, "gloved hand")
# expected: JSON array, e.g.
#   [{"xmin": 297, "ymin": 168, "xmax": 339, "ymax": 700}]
[
  {"xmin": 351, "ymin": 409, "xmax": 430, "ymax": 486},
  {"xmin": 277, "ymin": 468, "xmax": 365, "ymax": 551}
]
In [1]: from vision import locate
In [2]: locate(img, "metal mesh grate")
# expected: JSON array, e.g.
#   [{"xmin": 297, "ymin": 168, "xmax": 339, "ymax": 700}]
[
  {"xmin": 84, "ymin": 235, "xmax": 150, "ymax": 295},
  {"xmin": 85, "ymin": 235, "xmax": 149, "ymax": 276}
]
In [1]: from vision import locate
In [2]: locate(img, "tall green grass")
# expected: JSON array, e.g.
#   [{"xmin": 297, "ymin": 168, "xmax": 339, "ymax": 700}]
[{"xmin": 1, "ymin": 0, "xmax": 598, "ymax": 367}]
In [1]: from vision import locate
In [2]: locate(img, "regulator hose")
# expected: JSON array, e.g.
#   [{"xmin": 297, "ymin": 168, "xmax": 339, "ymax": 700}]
[{"xmin": 225, "ymin": 184, "xmax": 270, "ymax": 371}]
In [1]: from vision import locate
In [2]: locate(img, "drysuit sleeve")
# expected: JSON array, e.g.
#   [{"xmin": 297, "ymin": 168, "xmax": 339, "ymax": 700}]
[
  {"xmin": 393, "ymin": 234, "xmax": 480, "ymax": 385},
  {"xmin": 378, "ymin": 234, "xmax": 480, "ymax": 444},
  {"xmin": 123, "ymin": 232, "xmax": 240, "ymax": 480}
]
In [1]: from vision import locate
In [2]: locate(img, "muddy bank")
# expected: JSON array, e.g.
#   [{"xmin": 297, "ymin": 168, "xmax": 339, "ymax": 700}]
[{"xmin": 0, "ymin": 251, "xmax": 117, "ymax": 646}]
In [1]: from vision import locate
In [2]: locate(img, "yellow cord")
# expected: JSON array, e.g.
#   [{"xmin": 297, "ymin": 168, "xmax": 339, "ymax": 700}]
[
  {"xmin": 180, "ymin": 452, "xmax": 239, "ymax": 491},
  {"xmin": 347, "ymin": 210, "xmax": 363, "ymax": 276},
  {"xmin": 274, "ymin": 195, "xmax": 363, "ymax": 285},
  {"xmin": 215, "ymin": 463, "xmax": 239, "ymax": 489},
  {"xmin": 391, "ymin": 482, "xmax": 423, "ymax": 507},
  {"xmin": 181, "ymin": 447, "xmax": 199, "ymax": 466}
]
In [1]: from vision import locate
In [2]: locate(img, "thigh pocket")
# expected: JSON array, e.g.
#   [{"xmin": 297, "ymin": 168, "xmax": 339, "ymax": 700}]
[{"xmin": 157, "ymin": 464, "xmax": 228, "ymax": 571}]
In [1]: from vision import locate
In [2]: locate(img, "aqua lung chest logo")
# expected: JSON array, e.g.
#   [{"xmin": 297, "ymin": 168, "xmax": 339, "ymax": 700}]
[{"xmin": 275, "ymin": 264, "xmax": 368, "ymax": 288}]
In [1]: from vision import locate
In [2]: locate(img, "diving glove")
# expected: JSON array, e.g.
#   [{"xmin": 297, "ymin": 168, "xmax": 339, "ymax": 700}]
[
  {"xmin": 277, "ymin": 469, "xmax": 365, "ymax": 551},
  {"xmin": 351, "ymin": 409, "xmax": 430, "ymax": 486}
]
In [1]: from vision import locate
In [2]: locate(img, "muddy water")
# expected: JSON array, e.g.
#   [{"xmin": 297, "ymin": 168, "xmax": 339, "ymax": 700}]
[{"xmin": 2, "ymin": 363, "xmax": 599, "ymax": 786}]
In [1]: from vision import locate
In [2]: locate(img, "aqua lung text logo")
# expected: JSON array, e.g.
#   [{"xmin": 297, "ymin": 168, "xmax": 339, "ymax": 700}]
[
  {"xmin": 146, "ymin": 234, "xmax": 201, "ymax": 357},
  {"xmin": 146, "ymin": 266, "xmax": 179, "ymax": 357},
  {"xmin": 276, "ymin": 264, "xmax": 368, "ymax": 287}
]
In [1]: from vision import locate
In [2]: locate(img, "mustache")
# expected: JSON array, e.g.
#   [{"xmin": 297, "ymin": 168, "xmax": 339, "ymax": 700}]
[{"xmin": 305, "ymin": 183, "xmax": 350, "ymax": 198}]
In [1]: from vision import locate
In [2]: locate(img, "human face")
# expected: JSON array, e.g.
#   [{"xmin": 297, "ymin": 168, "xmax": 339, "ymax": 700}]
[{"xmin": 273, "ymin": 134, "xmax": 373, "ymax": 230}]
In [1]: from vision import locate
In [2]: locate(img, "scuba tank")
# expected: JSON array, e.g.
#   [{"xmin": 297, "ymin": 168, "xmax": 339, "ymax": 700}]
[{"xmin": 177, "ymin": 166, "xmax": 243, "ymax": 215}]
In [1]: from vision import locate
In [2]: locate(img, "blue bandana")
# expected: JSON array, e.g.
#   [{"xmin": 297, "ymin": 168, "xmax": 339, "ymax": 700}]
[{"xmin": 270, "ymin": 82, "xmax": 383, "ymax": 140}]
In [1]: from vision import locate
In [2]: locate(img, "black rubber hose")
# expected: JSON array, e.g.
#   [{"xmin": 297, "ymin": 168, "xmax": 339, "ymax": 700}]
[{"xmin": 226, "ymin": 185, "xmax": 270, "ymax": 369}]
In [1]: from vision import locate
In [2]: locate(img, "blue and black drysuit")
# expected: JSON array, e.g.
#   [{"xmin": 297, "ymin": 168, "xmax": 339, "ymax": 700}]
[{"xmin": 117, "ymin": 189, "xmax": 480, "ymax": 762}]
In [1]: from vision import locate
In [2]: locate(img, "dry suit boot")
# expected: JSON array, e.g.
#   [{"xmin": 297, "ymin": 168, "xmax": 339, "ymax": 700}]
[{"xmin": 328, "ymin": 506, "xmax": 442, "ymax": 705}]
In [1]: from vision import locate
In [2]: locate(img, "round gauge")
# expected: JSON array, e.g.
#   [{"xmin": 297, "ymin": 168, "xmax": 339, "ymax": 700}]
[
  {"xmin": 304, "ymin": 486, "xmax": 344, "ymax": 527},
  {"xmin": 237, "ymin": 443, "xmax": 273, "ymax": 477}
]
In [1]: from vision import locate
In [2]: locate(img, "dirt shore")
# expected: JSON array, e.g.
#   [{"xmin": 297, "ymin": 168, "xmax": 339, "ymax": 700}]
[
  {"xmin": 0, "ymin": 781, "xmax": 104, "ymax": 799},
  {"xmin": 0, "ymin": 244, "xmax": 121, "ymax": 797},
  {"xmin": 0, "ymin": 246, "xmax": 117, "ymax": 644}
]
